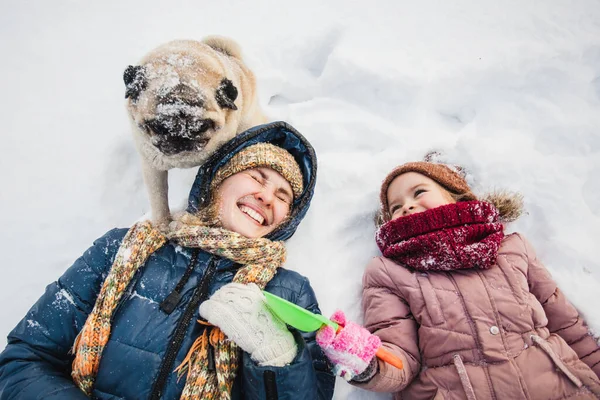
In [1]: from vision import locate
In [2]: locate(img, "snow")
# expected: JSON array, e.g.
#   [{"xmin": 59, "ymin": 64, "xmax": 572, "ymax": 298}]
[
  {"xmin": 119, "ymin": 247, "xmax": 133, "ymax": 263},
  {"xmin": 53, "ymin": 289, "xmax": 76, "ymax": 309},
  {"xmin": 131, "ymin": 291, "xmax": 159, "ymax": 306},
  {"xmin": 2, "ymin": 0, "xmax": 600, "ymax": 398},
  {"xmin": 25, "ymin": 320, "xmax": 40, "ymax": 329}
]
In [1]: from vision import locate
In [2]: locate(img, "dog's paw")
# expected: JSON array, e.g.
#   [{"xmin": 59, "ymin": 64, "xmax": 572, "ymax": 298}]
[
  {"xmin": 167, "ymin": 220, "xmax": 187, "ymax": 232},
  {"xmin": 171, "ymin": 211, "xmax": 188, "ymax": 222},
  {"xmin": 152, "ymin": 218, "xmax": 173, "ymax": 234}
]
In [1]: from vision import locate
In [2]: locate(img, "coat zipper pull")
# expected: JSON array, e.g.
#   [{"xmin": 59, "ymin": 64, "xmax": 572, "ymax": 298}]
[
  {"xmin": 159, "ymin": 250, "xmax": 200, "ymax": 315},
  {"xmin": 159, "ymin": 291, "xmax": 182, "ymax": 314}
]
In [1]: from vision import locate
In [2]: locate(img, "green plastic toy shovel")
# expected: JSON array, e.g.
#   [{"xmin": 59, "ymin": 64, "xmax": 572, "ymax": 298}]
[{"xmin": 262, "ymin": 291, "xmax": 403, "ymax": 370}]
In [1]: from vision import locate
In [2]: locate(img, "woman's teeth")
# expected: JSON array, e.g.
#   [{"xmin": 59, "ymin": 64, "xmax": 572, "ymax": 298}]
[{"xmin": 239, "ymin": 205, "xmax": 265, "ymax": 225}]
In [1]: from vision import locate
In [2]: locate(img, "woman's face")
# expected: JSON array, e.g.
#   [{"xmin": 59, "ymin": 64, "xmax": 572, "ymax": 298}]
[
  {"xmin": 217, "ymin": 167, "xmax": 294, "ymax": 238},
  {"xmin": 387, "ymin": 172, "xmax": 456, "ymax": 220}
]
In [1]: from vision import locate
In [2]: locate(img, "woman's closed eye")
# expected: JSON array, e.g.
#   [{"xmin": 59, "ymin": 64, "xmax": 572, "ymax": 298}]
[
  {"xmin": 249, "ymin": 172, "xmax": 291, "ymax": 204},
  {"xmin": 249, "ymin": 172, "xmax": 265, "ymax": 185},
  {"xmin": 390, "ymin": 204, "xmax": 402, "ymax": 214},
  {"xmin": 276, "ymin": 194, "xmax": 290, "ymax": 204},
  {"xmin": 414, "ymin": 189, "xmax": 426, "ymax": 197}
]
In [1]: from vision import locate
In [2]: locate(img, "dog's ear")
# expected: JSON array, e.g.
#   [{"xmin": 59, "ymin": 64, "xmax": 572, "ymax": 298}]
[
  {"xmin": 215, "ymin": 78, "xmax": 238, "ymax": 110},
  {"xmin": 124, "ymin": 65, "xmax": 147, "ymax": 102},
  {"xmin": 202, "ymin": 36, "xmax": 243, "ymax": 60}
]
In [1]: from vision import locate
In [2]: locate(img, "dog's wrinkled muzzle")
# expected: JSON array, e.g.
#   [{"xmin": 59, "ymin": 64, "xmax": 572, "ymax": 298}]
[{"xmin": 146, "ymin": 115, "xmax": 214, "ymax": 155}]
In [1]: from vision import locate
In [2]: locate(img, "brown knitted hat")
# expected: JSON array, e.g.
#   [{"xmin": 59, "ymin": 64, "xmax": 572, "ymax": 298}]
[
  {"xmin": 212, "ymin": 143, "xmax": 304, "ymax": 199},
  {"xmin": 379, "ymin": 161, "xmax": 477, "ymax": 223}
]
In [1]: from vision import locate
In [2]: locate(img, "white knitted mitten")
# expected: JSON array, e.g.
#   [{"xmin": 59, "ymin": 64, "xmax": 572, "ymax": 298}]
[{"xmin": 199, "ymin": 282, "xmax": 297, "ymax": 367}]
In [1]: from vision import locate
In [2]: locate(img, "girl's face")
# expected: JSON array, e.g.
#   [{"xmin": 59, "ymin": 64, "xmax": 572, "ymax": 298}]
[
  {"xmin": 217, "ymin": 167, "xmax": 294, "ymax": 238},
  {"xmin": 387, "ymin": 172, "xmax": 456, "ymax": 220}
]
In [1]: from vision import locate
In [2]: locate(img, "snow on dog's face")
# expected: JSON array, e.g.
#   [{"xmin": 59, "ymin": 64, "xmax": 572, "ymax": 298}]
[{"xmin": 124, "ymin": 40, "xmax": 240, "ymax": 164}]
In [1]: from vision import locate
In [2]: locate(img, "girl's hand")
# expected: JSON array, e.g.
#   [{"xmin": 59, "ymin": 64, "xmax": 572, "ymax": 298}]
[
  {"xmin": 199, "ymin": 283, "xmax": 297, "ymax": 367},
  {"xmin": 316, "ymin": 310, "xmax": 381, "ymax": 381}
]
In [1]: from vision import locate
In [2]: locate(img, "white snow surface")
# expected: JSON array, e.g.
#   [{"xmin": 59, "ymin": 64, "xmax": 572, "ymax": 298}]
[{"xmin": 2, "ymin": 1, "xmax": 600, "ymax": 398}]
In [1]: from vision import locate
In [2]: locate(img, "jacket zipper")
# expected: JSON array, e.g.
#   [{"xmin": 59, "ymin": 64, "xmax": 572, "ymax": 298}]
[
  {"xmin": 159, "ymin": 250, "xmax": 200, "ymax": 314},
  {"xmin": 150, "ymin": 256, "xmax": 218, "ymax": 400}
]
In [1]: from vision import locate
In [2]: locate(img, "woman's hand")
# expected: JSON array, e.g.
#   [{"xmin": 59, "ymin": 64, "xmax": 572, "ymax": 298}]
[
  {"xmin": 199, "ymin": 282, "xmax": 297, "ymax": 367},
  {"xmin": 316, "ymin": 310, "xmax": 381, "ymax": 381}
]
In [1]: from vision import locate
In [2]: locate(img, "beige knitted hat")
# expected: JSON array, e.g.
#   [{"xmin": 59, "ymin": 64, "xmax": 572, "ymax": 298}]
[{"xmin": 212, "ymin": 143, "xmax": 304, "ymax": 199}]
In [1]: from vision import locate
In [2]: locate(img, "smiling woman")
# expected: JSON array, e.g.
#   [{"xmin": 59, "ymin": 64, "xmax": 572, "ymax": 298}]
[{"xmin": 0, "ymin": 122, "xmax": 335, "ymax": 400}]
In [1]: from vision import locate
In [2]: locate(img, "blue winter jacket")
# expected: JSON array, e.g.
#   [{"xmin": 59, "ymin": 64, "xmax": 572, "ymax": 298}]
[{"xmin": 0, "ymin": 122, "xmax": 335, "ymax": 400}]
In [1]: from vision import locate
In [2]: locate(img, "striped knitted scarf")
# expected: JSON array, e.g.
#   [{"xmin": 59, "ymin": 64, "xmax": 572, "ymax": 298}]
[{"xmin": 71, "ymin": 216, "xmax": 286, "ymax": 399}]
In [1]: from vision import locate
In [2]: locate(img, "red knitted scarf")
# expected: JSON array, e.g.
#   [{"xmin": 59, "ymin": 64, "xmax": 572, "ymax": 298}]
[{"xmin": 376, "ymin": 201, "xmax": 504, "ymax": 271}]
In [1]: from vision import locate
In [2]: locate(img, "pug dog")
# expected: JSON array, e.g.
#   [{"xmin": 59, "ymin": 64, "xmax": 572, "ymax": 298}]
[{"xmin": 124, "ymin": 36, "xmax": 267, "ymax": 228}]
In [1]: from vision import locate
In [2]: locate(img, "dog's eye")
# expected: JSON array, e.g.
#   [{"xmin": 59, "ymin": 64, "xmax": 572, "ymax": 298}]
[{"xmin": 216, "ymin": 78, "xmax": 238, "ymax": 110}]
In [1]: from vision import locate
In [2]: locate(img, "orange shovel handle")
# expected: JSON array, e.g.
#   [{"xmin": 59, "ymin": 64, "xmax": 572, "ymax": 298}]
[
  {"xmin": 375, "ymin": 347, "xmax": 404, "ymax": 370},
  {"xmin": 334, "ymin": 325, "xmax": 403, "ymax": 370}
]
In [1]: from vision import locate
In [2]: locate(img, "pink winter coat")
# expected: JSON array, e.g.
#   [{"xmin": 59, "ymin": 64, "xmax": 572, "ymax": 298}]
[{"xmin": 354, "ymin": 233, "xmax": 600, "ymax": 399}]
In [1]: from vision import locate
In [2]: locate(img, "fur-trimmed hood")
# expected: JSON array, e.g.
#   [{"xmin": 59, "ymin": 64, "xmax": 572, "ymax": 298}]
[{"xmin": 482, "ymin": 190, "xmax": 524, "ymax": 223}]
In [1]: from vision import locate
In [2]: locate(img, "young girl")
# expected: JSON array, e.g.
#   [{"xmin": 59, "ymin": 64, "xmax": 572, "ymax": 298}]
[{"xmin": 317, "ymin": 159, "xmax": 600, "ymax": 399}]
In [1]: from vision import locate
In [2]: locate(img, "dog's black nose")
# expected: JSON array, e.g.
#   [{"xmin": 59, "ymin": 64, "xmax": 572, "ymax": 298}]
[
  {"xmin": 146, "ymin": 118, "xmax": 215, "ymax": 139},
  {"xmin": 159, "ymin": 84, "xmax": 204, "ymax": 108},
  {"xmin": 145, "ymin": 117, "xmax": 215, "ymax": 155}
]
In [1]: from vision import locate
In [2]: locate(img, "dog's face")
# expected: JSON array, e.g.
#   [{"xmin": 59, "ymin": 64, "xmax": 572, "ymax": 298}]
[{"xmin": 125, "ymin": 40, "xmax": 240, "ymax": 161}]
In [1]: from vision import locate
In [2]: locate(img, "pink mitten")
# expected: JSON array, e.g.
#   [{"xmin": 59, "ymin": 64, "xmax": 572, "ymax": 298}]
[{"xmin": 316, "ymin": 310, "xmax": 381, "ymax": 381}]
